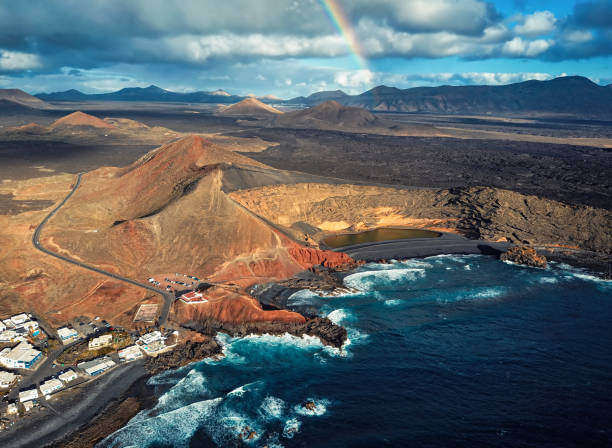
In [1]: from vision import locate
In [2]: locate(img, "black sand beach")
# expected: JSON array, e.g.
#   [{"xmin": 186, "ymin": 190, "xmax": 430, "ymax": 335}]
[{"xmin": 337, "ymin": 232, "xmax": 512, "ymax": 261}]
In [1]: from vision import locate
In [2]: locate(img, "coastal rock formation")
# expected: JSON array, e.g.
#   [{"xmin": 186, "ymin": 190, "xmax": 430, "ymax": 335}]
[
  {"xmin": 181, "ymin": 314, "xmax": 347, "ymax": 348},
  {"xmin": 145, "ymin": 339, "xmax": 222, "ymax": 374},
  {"xmin": 500, "ymin": 246, "xmax": 547, "ymax": 268}
]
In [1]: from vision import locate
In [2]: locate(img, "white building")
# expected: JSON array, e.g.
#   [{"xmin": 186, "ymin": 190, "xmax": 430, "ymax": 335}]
[
  {"xmin": 139, "ymin": 331, "xmax": 162, "ymax": 345},
  {"xmin": 0, "ymin": 330, "xmax": 25, "ymax": 343},
  {"xmin": 58, "ymin": 369, "xmax": 78, "ymax": 383},
  {"xmin": 118, "ymin": 345, "xmax": 143, "ymax": 361},
  {"xmin": 5, "ymin": 403, "xmax": 18, "ymax": 415},
  {"xmin": 0, "ymin": 342, "xmax": 42, "ymax": 369},
  {"xmin": 39, "ymin": 378, "xmax": 63, "ymax": 396},
  {"xmin": 2, "ymin": 319, "xmax": 15, "ymax": 329},
  {"xmin": 0, "ymin": 320, "xmax": 5, "ymax": 332},
  {"xmin": 0, "ymin": 370, "xmax": 17, "ymax": 388},
  {"xmin": 78, "ymin": 357, "xmax": 116, "ymax": 376},
  {"xmin": 57, "ymin": 327, "xmax": 79, "ymax": 344},
  {"xmin": 10, "ymin": 313, "xmax": 29, "ymax": 326},
  {"xmin": 23, "ymin": 400, "xmax": 36, "ymax": 412},
  {"xmin": 18, "ymin": 388, "xmax": 38, "ymax": 403},
  {"xmin": 88, "ymin": 333, "xmax": 112, "ymax": 349},
  {"xmin": 137, "ymin": 331, "xmax": 167, "ymax": 355}
]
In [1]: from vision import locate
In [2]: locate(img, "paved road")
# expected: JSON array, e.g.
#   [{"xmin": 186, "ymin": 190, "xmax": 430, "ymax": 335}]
[
  {"xmin": 32, "ymin": 173, "xmax": 174, "ymax": 325},
  {"xmin": 337, "ymin": 232, "xmax": 512, "ymax": 261}
]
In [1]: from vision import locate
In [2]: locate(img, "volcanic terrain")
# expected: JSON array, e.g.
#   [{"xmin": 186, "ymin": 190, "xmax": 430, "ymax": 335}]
[
  {"xmin": 219, "ymin": 97, "xmax": 282, "ymax": 116},
  {"xmin": 269, "ymin": 100, "xmax": 440, "ymax": 135}
]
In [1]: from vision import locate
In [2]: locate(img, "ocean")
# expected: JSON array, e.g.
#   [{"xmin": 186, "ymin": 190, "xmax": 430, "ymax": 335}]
[{"xmin": 99, "ymin": 255, "xmax": 612, "ymax": 447}]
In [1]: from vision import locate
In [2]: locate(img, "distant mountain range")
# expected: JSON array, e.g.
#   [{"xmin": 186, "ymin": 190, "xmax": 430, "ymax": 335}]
[
  {"xmin": 36, "ymin": 85, "xmax": 253, "ymax": 104},
  {"xmin": 286, "ymin": 76, "xmax": 612, "ymax": 118},
  {"xmin": 15, "ymin": 76, "xmax": 612, "ymax": 118}
]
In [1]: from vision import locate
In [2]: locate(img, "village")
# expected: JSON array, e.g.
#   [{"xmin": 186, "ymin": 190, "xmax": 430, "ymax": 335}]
[{"xmin": 0, "ymin": 272, "xmax": 211, "ymax": 431}]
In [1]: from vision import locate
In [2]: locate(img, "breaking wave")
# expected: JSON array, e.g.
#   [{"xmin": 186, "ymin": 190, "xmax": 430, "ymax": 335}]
[{"xmin": 100, "ymin": 254, "xmax": 610, "ymax": 447}]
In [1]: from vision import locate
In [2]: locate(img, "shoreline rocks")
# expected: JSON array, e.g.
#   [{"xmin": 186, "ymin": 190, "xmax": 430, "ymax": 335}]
[
  {"xmin": 182, "ymin": 316, "xmax": 347, "ymax": 349},
  {"xmin": 500, "ymin": 245, "xmax": 547, "ymax": 268},
  {"xmin": 145, "ymin": 338, "xmax": 223, "ymax": 375}
]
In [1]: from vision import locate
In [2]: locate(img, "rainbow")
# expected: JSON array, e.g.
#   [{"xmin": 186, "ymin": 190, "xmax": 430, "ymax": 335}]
[{"xmin": 320, "ymin": 0, "xmax": 368, "ymax": 68}]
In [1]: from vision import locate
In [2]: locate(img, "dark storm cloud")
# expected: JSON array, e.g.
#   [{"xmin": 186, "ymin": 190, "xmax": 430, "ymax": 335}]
[{"xmin": 571, "ymin": 0, "xmax": 612, "ymax": 28}]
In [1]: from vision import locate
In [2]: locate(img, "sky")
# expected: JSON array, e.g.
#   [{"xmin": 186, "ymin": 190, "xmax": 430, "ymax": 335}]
[{"xmin": 0, "ymin": 0, "xmax": 610, "ymax": 98}]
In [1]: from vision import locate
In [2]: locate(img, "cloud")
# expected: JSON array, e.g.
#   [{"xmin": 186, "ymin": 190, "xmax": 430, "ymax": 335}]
[
  {"xmin": 563, "ymin": 30, "xmax": 593, "ymax": 43},
  {"xmin": 346, "ymin": 0, "xmax": 500, "ymax": 36},
  {"xmin": 386, "ymin": 71, "xmax": 557, "ymax": 87},
  {"xmin": 0, "ymin": 50, "xmax": 41, "ymax": 71},
  {"xmin": 502, "ymin": 37, "xmax": 554, "ymax": 57},
  {"xmin": 514, "ymin": 11, "xmax": 557, "ymax": 36},
  {"xmin": 572, "ymin": 0, "xmax": 612, "ymax": 29},
  {"xmin": 334, "ymin": 69, "xmax": 375, "ymax": 90}
]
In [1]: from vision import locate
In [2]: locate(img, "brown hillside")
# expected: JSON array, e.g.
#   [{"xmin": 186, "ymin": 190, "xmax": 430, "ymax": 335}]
[
  {"xmin": 50, "ymin": 111, "xmax": 116, "ymax": 129},
  {"xmin": 43, "ymin": 136, "xmax": 352, "ymax": 327},
  {"xmin": 220, "ymin": 97, "xmax": 282, "ymax": 116},
  {"xmin": 0, "ymin": 88, "xmax": 51, "ymax": 109},
  {"xmin": 6, "ymin": 123, "xmax": 48, "ymax": 135}
]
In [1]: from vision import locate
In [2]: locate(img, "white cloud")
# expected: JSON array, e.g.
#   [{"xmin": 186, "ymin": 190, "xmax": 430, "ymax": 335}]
[
  {"xmin": 502, "ymin": 37, "xmax": 554, "ymax": 57},
  {"xmin": 137, "ymin": 33, "xmax": 349, "ymax": 63},
  {"xmin": 514, "ymin": 11, "xmax": 557, "ymax": 36},
  {"xmin": 0, "ymin": 50, "xmax": 41, "ymax": 71},
  {"xmin": 563, "ymin": 30, "xmax": 593, "ymax": 43},
  {"xmin": 334, "ymin": 69, "xmax": 375, "ymax": 91},
  {"xmin": 458, "ymin": 72, "xmax": 553, "ymax": 85},
  {"xmin": 349, "ymin": 0, "xmax": 496, "ymax": 35}
]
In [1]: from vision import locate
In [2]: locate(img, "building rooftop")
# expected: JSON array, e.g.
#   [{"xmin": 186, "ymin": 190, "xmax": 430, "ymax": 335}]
[
  {"xmin": 57, "ymin": 327, "xmax": 78, "ymax": 338},
  {"xmin": 1, "ymin": 342, "xmax": 40, "ymax": 364},
  {"xmin": 0, "ymin": 370, "xmax": 17, "ymax": 386},
  {"xmin": 58, "ymin": 369, "xmax": 77, "ymax": 382}
]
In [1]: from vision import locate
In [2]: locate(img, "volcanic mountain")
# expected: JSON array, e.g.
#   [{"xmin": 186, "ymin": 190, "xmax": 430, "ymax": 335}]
[
  {"xmin": 3, "ymin": 111, "xmax": 180, "ymax": 145},
  {"xmin": 43, "ymin": 135, "xmax": 352, "ymax": 326},
  {"xmin": 219, "ymin": 97, "xmax": 283, "ymax": 116},
  {"xmin": 271, "ymin": 100, "xmax": 439, "ymax": 135},
  {"xmin": 50, "ymin": 111, "xmax": 116, "ymax": 129},
  {"xmin": 0, "ymin": 88, "xmax": 51, "ymax": 109}
]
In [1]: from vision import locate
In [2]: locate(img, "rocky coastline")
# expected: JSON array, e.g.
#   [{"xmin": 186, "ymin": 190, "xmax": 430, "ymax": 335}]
[{"xmin": 181, "ymin": 315, "xmax": 348, "ymax": 349}]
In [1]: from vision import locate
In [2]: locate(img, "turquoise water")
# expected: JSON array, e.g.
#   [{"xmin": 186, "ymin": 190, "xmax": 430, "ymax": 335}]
[{"xmin": 99, "ymin": 255, "xmax": 612, "ymax": 447}]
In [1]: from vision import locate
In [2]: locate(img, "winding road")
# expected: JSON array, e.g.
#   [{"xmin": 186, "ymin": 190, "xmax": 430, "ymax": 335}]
[{"xmin": 32, "ymin": 173, "xmax": 173, "ymax": 325}]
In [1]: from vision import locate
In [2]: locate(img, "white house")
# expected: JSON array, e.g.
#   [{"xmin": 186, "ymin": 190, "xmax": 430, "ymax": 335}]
[
  {"xmin": 0, "ymin": 320, "xmax": 6, "ymax": 332},
  {"xmin": 0, "ymin": 330, "xmax": 25, "ymax": 343},
  {"xmin": 118, "ymin": 345, "xmax": 143, "ymax": 361},
  {"xmin": 18, "ymin": 388, "xmax": 39, "ymax": 403},
  {"xmin": 0, "ymin": 370, "xmax": 17, "ymax": 388},
  {"xmin": 139, "ymin": 331, "xmax": 162, "ymax": 345},
  {"xmin": 58, "ymin": 369, "xmax": 78, "ymax": 383},
  {"xmin": 88, "ymin": 333, "xmax": 112, "ymax": 349},
  {"xmin": 10, "ymin": 313, "xmax": 29, "ymax": 326},
  {"xmin": 39, "ymin": 378, "xmax": 63, "ymax": 396},
  {"xmin": 57, "ymin": 327, "xmax": 79, "ymax": 344}
]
